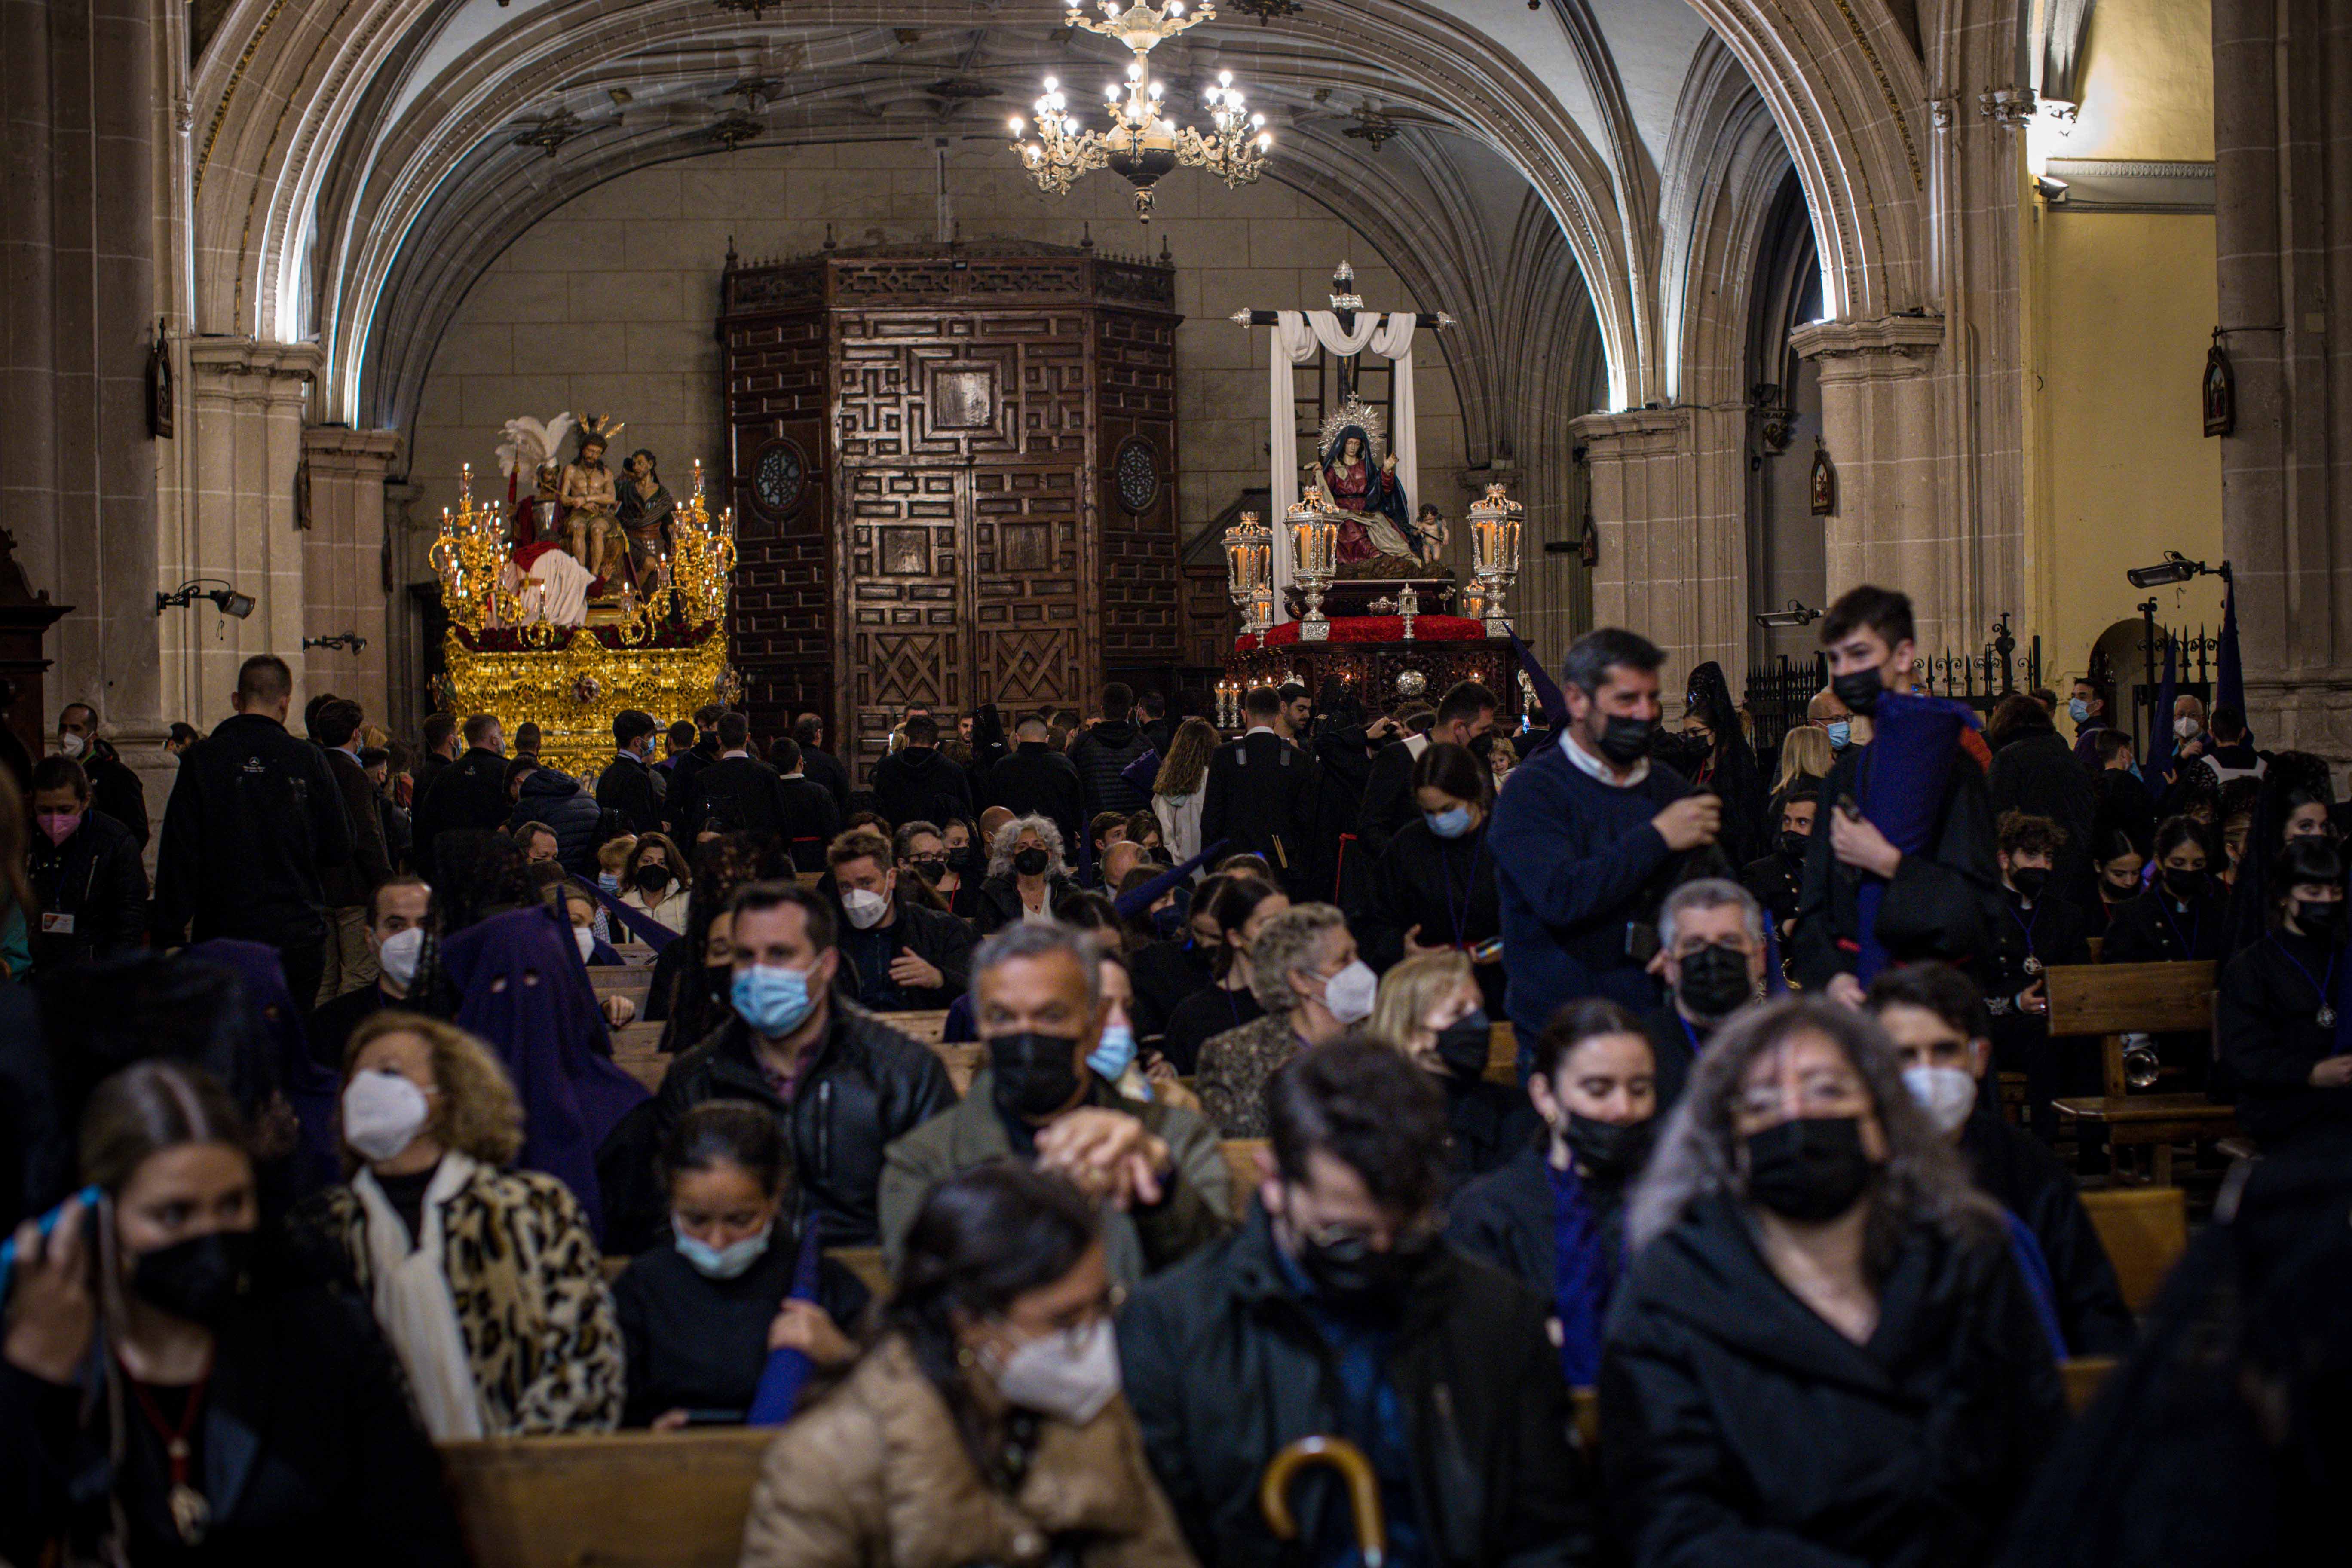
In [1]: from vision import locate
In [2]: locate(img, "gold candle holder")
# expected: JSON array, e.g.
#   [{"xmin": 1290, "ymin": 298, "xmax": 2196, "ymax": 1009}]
[
  {"xmin": 1468, "ymin": 481, "xmax": 1523, "ymax": 640},
  {"xmin": 1286, "ymin": 486, "xmax": 1339, "ymax": 643}
]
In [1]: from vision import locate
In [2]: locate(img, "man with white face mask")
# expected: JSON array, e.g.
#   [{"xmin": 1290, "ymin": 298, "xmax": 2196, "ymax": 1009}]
[
  {"xmin": 1867, "ymin": 962, "xmax": 2135, "ymax": 1357},
  {"xmin": 306, "ymin": 876, "xmax": 436, "ymax": 1068},
  {"xmin": 824, "ymin": 828, "xmax": 971, "ymax": 1012}
]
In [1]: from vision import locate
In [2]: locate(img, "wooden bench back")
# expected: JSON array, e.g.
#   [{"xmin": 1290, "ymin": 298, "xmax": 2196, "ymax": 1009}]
[
  {"xmin": 1487, "ymin": 1021, "xmax": 1517, "ymax": 1085},
  {"xmin": 2077, "ymin": 1186, "xmax": 2188, "ymax": 1314},
  {"xmin": 892, "ymin": 1010, "xmax": 952, "ymax": 1044},
  {"xmin": 1222, "ymin": 1138, "xmax": 1268, "ymax": 1203},
  {"xmin": 600, "ymin": 1246, "xmax": 893, "ymax": 1295},
  {"xmin": 441, "ymin": 1358, "xmax": 2121, "ymax": 1568},
  {"xmin": 2044, "ymin": 962, "xmax": 2215, "ymax": 1038}
]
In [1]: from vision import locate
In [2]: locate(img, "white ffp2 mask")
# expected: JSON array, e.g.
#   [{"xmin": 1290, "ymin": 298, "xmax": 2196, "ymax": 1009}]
[
  {"xmin": 987, "ymin": 1317, "xmax": 1122, "ymax": 1426},
  {"xmin": 343, "ymin": 1069, "xmax": 432, "ymax": 1163}
]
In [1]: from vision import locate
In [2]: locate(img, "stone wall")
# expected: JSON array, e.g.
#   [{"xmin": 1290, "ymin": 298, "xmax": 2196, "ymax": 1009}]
[{"xmin": 405, "ymin": 141, "xmax": 1471, "ymax": 585}]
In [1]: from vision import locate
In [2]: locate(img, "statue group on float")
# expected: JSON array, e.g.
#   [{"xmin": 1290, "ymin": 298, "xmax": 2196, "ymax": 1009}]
[{"xmin": 499, "ymin": 413, "xmax": 676, "ymax": 609}]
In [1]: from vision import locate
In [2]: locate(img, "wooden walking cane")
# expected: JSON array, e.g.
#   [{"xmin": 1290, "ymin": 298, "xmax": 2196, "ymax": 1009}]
[{"xmin": 1259, "ymin": 1435, "xmax": 1386, "ymax": 1568}]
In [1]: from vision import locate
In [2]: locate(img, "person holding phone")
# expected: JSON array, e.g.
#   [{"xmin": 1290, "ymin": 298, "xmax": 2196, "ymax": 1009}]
[
  {"xmin": 1354, "ymin": 741, "xmax": 1507, "ymax": 1015},
  {"xmin": 2, "ymin": 1059, "xmax": 463, "ymax": 1565}
]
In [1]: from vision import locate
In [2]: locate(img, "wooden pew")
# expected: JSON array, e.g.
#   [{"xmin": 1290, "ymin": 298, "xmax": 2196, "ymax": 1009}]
[
  {"xmin": 591, "ymin": 965, "xmax": 655, "ymax": 1006},
  {"xmin": 892, "ymin": 1009, "xmax": 952, "ymax": 1044},
  {"xmin": 599, "ymin": 1247, "xmax": 892, "ymax": 1295},
  {"xmin": 2078, "ymin": 1185, "xmax": 2188, "ymax": 1315},
  {"xmin": 613, "ymin": 1020, "xmax": 665, "ymax": 1054},
  {"xmin": 928, "ymin": 1041, "xmax": 986, "ymax": 1095},
  {"xmin": 1486, "ymin": 1020, "xmax": 1517, "ymax": 1085},
  {"xmin": 613, "ymin": 1053, "xmax": 667, "ymax": 1093},
  {"xmin": 1222, "ymin": 1137, "xmax": 1268, "ymax": 1202},
  {"xmin": 437, "ymin": 1358, "xmax": 2127, "ymax": 1568},
  {"xmin": 2045, "ymin": 961, "xmax": 2233, "ymax": 1185},
  {"xmin": 441, "ymin": 1427, "xmax": 772, "ymax": 1568}
]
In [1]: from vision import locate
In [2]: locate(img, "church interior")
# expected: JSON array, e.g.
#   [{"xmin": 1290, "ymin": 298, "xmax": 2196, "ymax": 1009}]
[{"xmin": 3, "ymin": 0, "xmax": 2349, "ymax": 1564}]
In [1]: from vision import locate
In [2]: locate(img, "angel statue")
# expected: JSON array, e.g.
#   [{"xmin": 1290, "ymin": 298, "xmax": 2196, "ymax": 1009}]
[
  {"xmin": 496, "ymin": 412, "xmax": 574, "ymax": 548},
  {"xmin": 560, "ymin": 415, "xmax": 625, "ymax": 585},
  {"xmin": 1314, "ymin": 401, "xmax": 1421, "ymax": 573}
]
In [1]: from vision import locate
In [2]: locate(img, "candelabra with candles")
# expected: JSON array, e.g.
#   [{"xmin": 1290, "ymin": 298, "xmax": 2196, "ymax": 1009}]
[
  {"xmin": 1468, "ymin": 482, "xmax": 1524, "ymax": 639},
  {"xmin": 1287, "ymin": 486, "xmax": 1340, "ymax": 643},
  {"xmin": 1223, "ymin": 511, "xmax": 1272, "ymax": 637}
]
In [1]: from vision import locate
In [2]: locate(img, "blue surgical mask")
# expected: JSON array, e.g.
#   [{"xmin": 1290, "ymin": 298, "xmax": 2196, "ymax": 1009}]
[
  {"xmin": 1825, "ymin": 720, "xmax": 1852, "ymax": 751},
  {"xmin": 2067, "ymin": 698, "xmax": 2090, "ymax": 725},
  {"xmin": 1089, "ymin": 1021, "xmax": 1138, "ymax": 1082},
  {"xmin": 597, "ymin": 872, "xmax": 621, "ymax": 894},
  {"xmin": 1425, "ymin": 805, "xmax": 1474, "ymax": 839},
  {"xmin": 733, "ymin": 963, "xmax": 816, "ymax": 1037},
  {"xmin": 674, "ymin": 1224, "xmax": 771, "ymax": 1280}
]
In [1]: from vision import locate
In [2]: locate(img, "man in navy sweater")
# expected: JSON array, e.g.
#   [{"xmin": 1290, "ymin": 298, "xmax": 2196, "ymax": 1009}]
[{"xmin": 1490, "ymin": 628, "xmax": 1722, "ymax": 1045}]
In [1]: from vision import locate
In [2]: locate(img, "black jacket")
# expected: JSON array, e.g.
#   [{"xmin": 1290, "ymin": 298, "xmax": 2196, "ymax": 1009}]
[
  {"xmin": 971, "ymin": 870, "xmax": 1078, "ymax": 936},
  {"xmin": 1160, "ymin": 982, "xmax": 1260, "ymax": 1078},
  {"xmin": 776, "ymin": 776, "xmax": 843, "ymax": 872},
  {"xmin": 1988, "ymin": 727, "xmax": 2097, "ymax": 900},
  {"xmin": 28, "ymin": 807, "xmax": 147, "ymax": 971},
  {"xmin": 1740, "ymin": 848, "xmax": 1804, "ymax": 940},
  {"xmin": 1447, "ymin": 1142, "xmax": 1630, "ymax": 1298},
  {"xmin": 623, "ymin": 1004, "xmax": 958, "ymax": 1250},
  {"xmin": 870, "ymin": 746, "xmax": 974, "ymax": 832},
  {"xmin": 82, "ymin": 740, "xmax": 150, "ymax": 850},
  {"xmin": 982, "ymin": 741, "xmax": 1086, "ymax": 851},
  {"xmin": 1441, "ymin": 1074, "xmax": 1540, "ymax": 1187},
  {"xmin": 614, "ymin": 1222, "xmax": 869, "ymax": 1427},
  {"xmin": 1128, "ymin": 937, "xmax": 1214, "ymax": 1044},
  {"xmin": 662, "ymin": 738, "xmax": 722, "ymax": 836},
  {"xmin": 152, "ymin": 712, "xmax": 352, "ymax": 948},
  {"xmin": 595, "ymin": 750, "xmax": 667, "ymax": 837},
  {"xmin": 1120, "ymin": 1205, "xmax": 1598, "ymax": 1568},
  {"xmin": 412, "ymin": 746, "xmax": 509, "ymax": 880},
  {"xmin": 1958, "ymin": 1102, "xmax": 2137, "ymax": 1357},
  {"xmin": 677, "ymin": 754, "xmax": 793, "ymax": 840},
  {"xmin": 1200, "ymin": 731, "xmax": 1321, "ymax": 900},
  {"xmin": 1357, "ymin": 820, "xmax": 1504, "ymax": 1015},
  {"xmin": 2098, "ymin": 886, "xmax": 2225, "ymax": 965},
  {"xmin": 0, "ymin": 1281, "xmax": 465, "ymax": 1567},
  {"xmin": 836, "ymin": 897, "xmax": 975, "ymax": 1011},
  {"xmin": 1599, "ymin": 1193, "xmax": 2064, "ymax": 1568},
  {"xmin": 2091, "ymin": 768, "xmax": 2159, "ymax": 857},
  {"xmin": 1355, "ymin": 735, "xmax": 1423, "ymax": 861},
  {"xmin": 1636, "ymin": 1004, "xmax": 1706, "ymax": 1118},
  {"xmin": 1792, "ymin": 738, "xmax": 2004, "ymax": 990},
  {"xmin": 505, "ymin": 767, "xmax": 605, "ymax": 877},
  {"xmin": 798, "ymin": 745, "xmax": 852, "ymax": 812},
  {"xmin": 2216, "ymin": 928, "xmax": 2352, "ymax": 1148},
  {"xmin": 1986, "ymin": 886, "xmax": 2095, "ymax": 1109},
  {"xmin": 319, "ymin": 747, "xmax": 394, "ymax": 910},
  {"xmin": 1069, "ymin": 718, "xmax": 1153, "ymax": 821}
]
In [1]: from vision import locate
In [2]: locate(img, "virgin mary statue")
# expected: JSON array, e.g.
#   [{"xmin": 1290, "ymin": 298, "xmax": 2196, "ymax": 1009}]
[{"xmin": 1319, "ymin": 421, "xmax": 1418, "ymax": 567}]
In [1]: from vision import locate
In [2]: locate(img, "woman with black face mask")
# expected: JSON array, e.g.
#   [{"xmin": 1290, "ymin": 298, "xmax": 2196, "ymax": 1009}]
[
  {"xmin": 1368, "ymin": 950, "xmax": 1532, "ymax": 1184},
  {"xmin": 2217, "ymin": 837, "xmax": 2352, "ymax": 1152},
  {"xmin": 1448, "ymin": 998, "xmax": 1657, "ymax": 1385},
  {"xmin": 1, "ymin": 1060, "xmax": 465, "ymax": 1566},
  {"xmin": 1988, "ymin": 811, "xmax": 2095, "ymax": 1143},
  {"xmin": 2102, "ymin": 818, "xmax": 2228, "ymax": 1092},
  {"xmin": 1600, "ymin": 999, "xmax": 2064, "ymax": 1568}
]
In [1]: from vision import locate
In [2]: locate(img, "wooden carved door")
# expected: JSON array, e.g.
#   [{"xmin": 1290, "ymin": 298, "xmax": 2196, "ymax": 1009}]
[{"xmin": 843, "ymin": 466, "xmax": 968, "ymax": 772}]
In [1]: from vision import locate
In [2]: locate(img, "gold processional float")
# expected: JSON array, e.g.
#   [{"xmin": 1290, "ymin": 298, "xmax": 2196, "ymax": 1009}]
[{"xmin": 427, "ymin": 460, "xmax": 741, "ymax": 778}]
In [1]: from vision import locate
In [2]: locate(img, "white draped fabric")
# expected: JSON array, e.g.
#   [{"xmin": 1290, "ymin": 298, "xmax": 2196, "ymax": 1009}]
[{"xmin": 1266, "ymin": 311, "xmax": 1419, "ymax": 624}]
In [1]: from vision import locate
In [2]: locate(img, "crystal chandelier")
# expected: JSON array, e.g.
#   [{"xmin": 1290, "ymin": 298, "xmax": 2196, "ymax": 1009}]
[{"xmin": 1009, "ymin": 0, "xmax": 1273, "ymax": 220}]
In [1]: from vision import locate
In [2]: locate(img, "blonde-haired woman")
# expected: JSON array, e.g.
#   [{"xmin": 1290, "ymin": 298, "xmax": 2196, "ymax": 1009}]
[
  {"xmin": 1150, "ymin": 717, "xmax": 1221, "ymax": 864},
  {"xmin": 301, "ymin": 1011, "xmax": 622, "ymax": 1437},
  {"xmin": 1773, "ymin": 724, "xmax": 1834, "ymax": 802},
  {"xmin": 1369, "ymin": 949, "xmax": 1531, "ymax": 1183}
]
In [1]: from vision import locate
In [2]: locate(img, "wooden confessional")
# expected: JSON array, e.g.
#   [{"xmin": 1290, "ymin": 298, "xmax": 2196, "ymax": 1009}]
[{"xmin": 718, "ymin": 241, "xmax": 1183, "ymax": 781}]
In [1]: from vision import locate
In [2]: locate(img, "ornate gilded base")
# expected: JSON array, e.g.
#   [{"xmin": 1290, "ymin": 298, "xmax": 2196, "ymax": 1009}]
[{"xmin": 440, "ymin": 627, "xmax": 732, "ymax": 778}]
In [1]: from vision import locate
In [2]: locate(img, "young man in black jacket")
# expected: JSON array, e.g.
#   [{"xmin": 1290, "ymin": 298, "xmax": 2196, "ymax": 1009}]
[
  {"xmin": 1067, "ymin": 681, "xmax": 1153, "ymax": 821},
  {"xmin": 677, "ymin": 711, "xmax": 792, "ymax": 839},
  {"xmin": 615, "ymin": 882, "xmax": 957, "ymax": 1252},
  {"xmin": 151, "ymin": 655, "xmax": 353, "ymax": 1008},
  {"xmin": 411, "ymin": 711, "xmax": 509, "ymax": 879},
  {"xmin": 1120, "ymin": 1036, "xmax": 1596, "ymax": 1568},
  {"xmin": 596, "ymin": 708, "xmax": 666, "ymax": 836},
  {"xmin": 871, "ymin": 713, "xmax": 974, "ymax": 830},
  {"xmin": 1198, "ymin": 685, "xmax": 1323, "ymax": 900},
  {"xmin": 824, "ymin": 829, "xmax": 973, "ymax": 1011},
  {"xmin": 983, "ymin": 712, "xmax": 1086, "ymax": 851},
  {"xmin": 1869, "ymin": 962, "xmax": 2137, "ymax": 1357},
  {"xmin": 769, "ymin": 736, "xmax": 845, "ymax": 873}
]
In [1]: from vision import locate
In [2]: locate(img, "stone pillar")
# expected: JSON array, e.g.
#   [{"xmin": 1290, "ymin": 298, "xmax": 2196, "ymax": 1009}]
[
  {"xmin": 301, "ymin": 428, "xmax": 402, "ymax": 727},
  {"xmin": 1569, "ymin": 408, "xmax": 1743, "ymax": 689},
  {"xmin": 381, "ymin": 481, "xmax": 428, "ymax": 745},
  {"xmin": 2211, "ymin": 0, "xmax": 2352, "ymax": 760},
  {"xmin": 178, "ymin": 340, "xmax": 323, "ymax": 723},
  {"xmin": 3, "ymin": 0, "xmax": 163, "ymax": 800},
  {"xmin": 1788, "ymin": 317, "xmax": 1957, "ymax": 648}
]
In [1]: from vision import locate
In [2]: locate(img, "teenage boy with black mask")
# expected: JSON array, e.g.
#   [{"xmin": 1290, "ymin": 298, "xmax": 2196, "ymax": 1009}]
[
  {"xmin": 1985, "ymin": 811, "xmax": 2094, "ymax": 1142},
  {"xmin": 1790, "ymin": 585, "xmax": 2003, "ymax": 1004},
  {"xmin": 1121, "ymin": 1036, "xmax": 1597, "ymax": 1568},
  {"xmin": 1740, "ymin": 785, "xmax": 1817, "ymax": 946}
]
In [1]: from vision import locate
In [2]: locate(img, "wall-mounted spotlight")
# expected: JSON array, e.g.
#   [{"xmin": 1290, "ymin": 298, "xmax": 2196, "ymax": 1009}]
[
  {"xmin": 156, "ymin": 581, "xmax": 255, "ymax": 619},
  {"xmin": 2125, "ymin": 551, "xmax": 2229, "ymax": 589},
  {"xmin": 1754, "ymin": 599, "xmax": 1822, "ymax": 629},
  {"xmin": 303, "ymin": 632, "xmax": 369, "ymax": 653}
]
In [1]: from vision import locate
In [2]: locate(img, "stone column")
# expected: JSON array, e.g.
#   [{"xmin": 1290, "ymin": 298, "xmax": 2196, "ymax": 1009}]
[
  {"xmin": 1788, "ymin": 317, "xmax": 1956, "ymax": 647},
  {"xmin": 1569, "ymin": 407, "xmax": 1743, "ymax": 688},
  {"xmin": 381, "ymin": 480, "xmax": 428, "ymax": 745},
  {"xmin": 2211, "ymin": 0, "xmax": 2351, "ymax": 760},
  {"xmin": 300, "ymin": 428, "xmax": 402, "ymax": 726},
  {"xmin": 178, "ymin": 339, "xmax": 323, "ymax": 722}
]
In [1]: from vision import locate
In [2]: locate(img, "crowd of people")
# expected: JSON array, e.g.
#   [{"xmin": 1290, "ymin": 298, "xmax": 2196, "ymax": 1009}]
[{"xmin": 2, "ymin": 589, "xmax": 2346, "ymax": 1566}]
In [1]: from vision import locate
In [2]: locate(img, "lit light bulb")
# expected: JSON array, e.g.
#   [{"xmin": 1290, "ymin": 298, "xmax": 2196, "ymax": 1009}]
[
  {"xmin": 1150, "ymin": 80, "xmax": 1163, "ymax": 96},
  {"xmin": 1256, "ymin": 132, "xmax": 1272, "ymax": 148},
  {"xmin": 1010, "ymin": 116, "xmax": 1024, "ymax": 132},
  {"xmin": 1044, "ymin": 76, "xmax": 1058, "ymax": 90}
]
